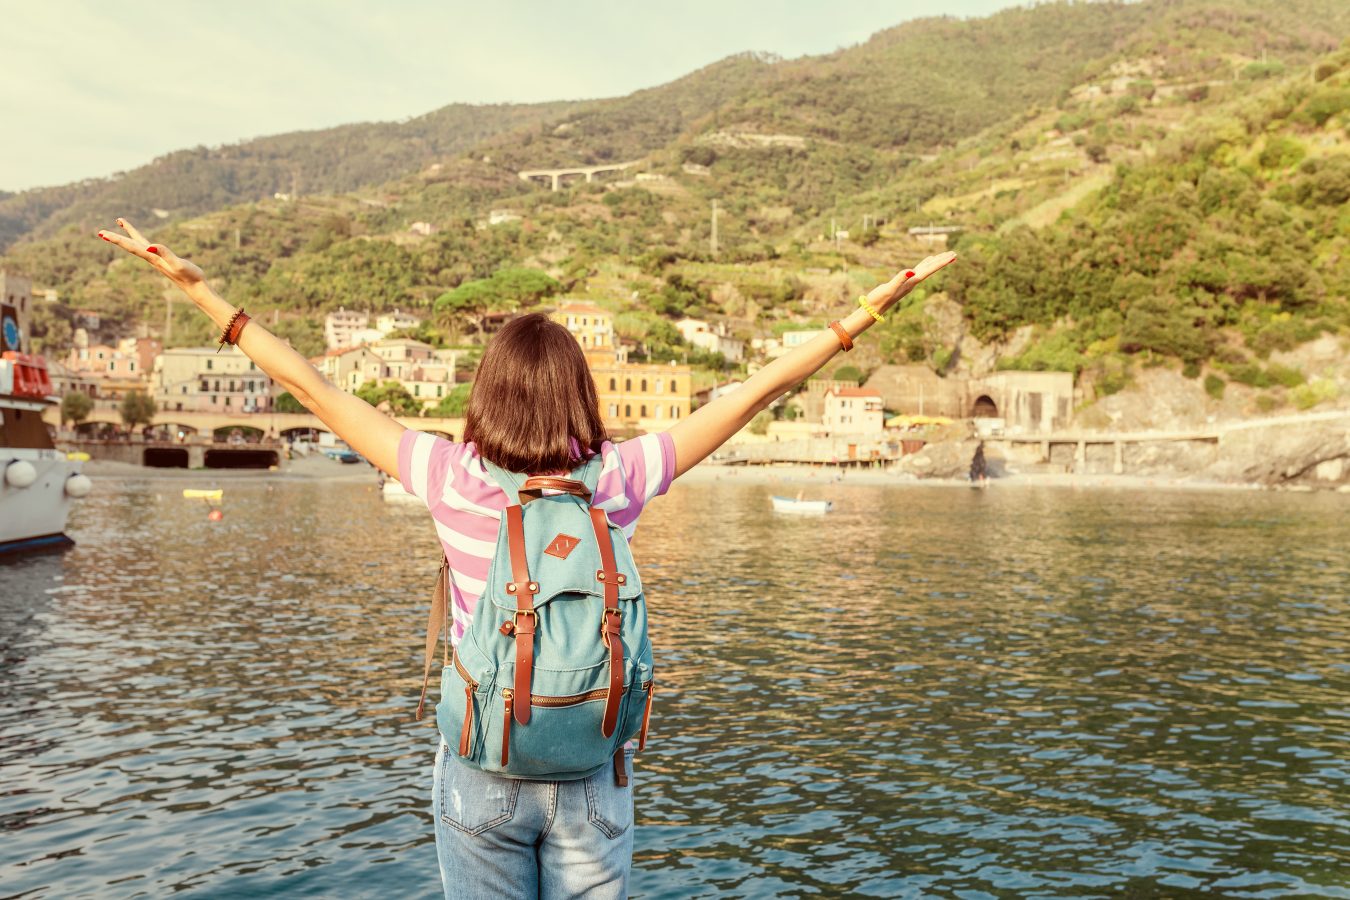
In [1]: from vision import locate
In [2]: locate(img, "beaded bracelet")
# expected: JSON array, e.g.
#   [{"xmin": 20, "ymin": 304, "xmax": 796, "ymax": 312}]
[
  {"xmin": 857, "ymin": 294, "xmax": 884, "ymax": 323},
  {"xmin": 217, "ymin": 307, "xmax": 249, "ymax": 353}
]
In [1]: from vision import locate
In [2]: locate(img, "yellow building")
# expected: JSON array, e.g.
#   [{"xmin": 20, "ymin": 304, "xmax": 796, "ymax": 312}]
[
  {"xmin": 549, "ymin": 301, "xmax": 691, "ymax": 431},
  {"xmin": 549, "ymin": 302, "xmax": 615, "ymax": 352}
]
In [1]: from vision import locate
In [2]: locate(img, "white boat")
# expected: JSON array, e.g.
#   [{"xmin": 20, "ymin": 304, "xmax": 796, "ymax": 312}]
[
  {"xmin": 381, "ymin": 477, "xmax": 419, "ymax": 503},
  {"xmin": 771, "ymin": 495, "xmax": 833, "ymax": 515},
  {"xmin": 1, "ymin": 275, "xmax": 90, "ymax": 555}
]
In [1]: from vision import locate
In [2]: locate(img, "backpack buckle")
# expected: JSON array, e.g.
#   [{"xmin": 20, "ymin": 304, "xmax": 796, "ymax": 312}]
[{"xmin": 600, "ymin": 607, "xmax": 622, "ymax": 647}]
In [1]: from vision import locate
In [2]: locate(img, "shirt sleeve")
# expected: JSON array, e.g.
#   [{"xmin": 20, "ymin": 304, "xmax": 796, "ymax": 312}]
[
  {"xmin": 397, "ymin": 428, "xmax": 461, "ymax": 513},
  {"xmin": 598, "ymin": 431, "xmax": 676, "ymax": 533}
]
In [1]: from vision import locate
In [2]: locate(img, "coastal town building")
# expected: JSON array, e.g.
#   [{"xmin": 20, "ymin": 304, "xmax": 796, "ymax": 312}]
[
  {"xmin": 153, "ymin": 347, "xmax": 273, "ymax": 413},
  {"xmin": 60, "ymin": 336, "xmax": 161, "ymax": 407},
  {"xmin": 324, "ymin": 307, "xmax": 425, "ymax": 351},
  {"xmin": 324, "ymin": 308, "xmax": 368, "ymax": 350},
  {"xmin": 675, "ymin": 317, "xmax": 745, "ymax": 363},
  {"xmin": 549, "ymin": 301, "xmax": 691, "ymax": 430},
  {"xmin": 823, "ymin": 386, "xmax": 885, "ymax": 434},
  {"xmin": 314, "ymin": 338, "xmax": 456, "ymax": 409},
  {"xmin": 375, "ymin": 310, "xmax": 421, "ymax": 335},
  {"xmin": 550, "ymin": 302, "xmax": 615, "ymax": 352},
  {"xmin": 315, "ymin": 345, "xmax": 385, "ymax": 392}
]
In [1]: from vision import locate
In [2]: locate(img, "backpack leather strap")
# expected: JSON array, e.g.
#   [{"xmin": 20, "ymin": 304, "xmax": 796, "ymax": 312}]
[
  {"xmin": 589, "ymin": 506, "xmax": 625, "ymax": 739},
  {"xmin": 415, "ymin": 554, "xmax": 451, "ymax": 721},
  {"xmin": 519, "ymin": 476, "xmax": 591, "ymax": 505},
  {"xmin": 505, "ymin": 504, "xmax": 538, "ymax": 726}
]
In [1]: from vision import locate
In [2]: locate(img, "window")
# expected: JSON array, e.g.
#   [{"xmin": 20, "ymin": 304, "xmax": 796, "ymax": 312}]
[
  {"xmin": 206, "ymin": 360, "xmax": 213, "ymax": 370},
  {"xmin": 624, "ymin": 404, "xmax": 631, "ymax": 417},
  {"xmin": 641, "ymin": 379, "xmax": 647, "ymax": 392},
  {"xmin": 437, "ymin": 386, "xmax": 443, "ymax": 398},
  {"xmin": 608, "ymin": 403, "xmax": 618, "ymax": 417},
  {"xmin": 608, "ymin": 377, "xmax": 616, "ymax": 391},
  {"xmin": 250, "ymin": 362, "xmax": 256, "ymax": 371},
  {"xmin": 107, "ymin": 362, "xmax": 114, "ymax": 372},
  {"xmin": 625, "ymin": 378, "xmax": 631, "ymax": 392},
  {"xmin": 670, "ymin": 380, "xmax": 678, "ymax": 392},
  {"xmin": 129, "ymin": 362, "xmax": 135, "ymax": 372},
  {"xmin": 200, "ymin": 379, "xmax": 209, "ymax": 392},
  {"xmin": 211, "ymin": 395, "xmax": 217, "ymax": 404},
  {"xmin": 181, "ymin": 386, "xmax": 187, "ymax": 394},
  {"xmin": 224, "ymin": 397, "xmax": 231, "ymax": 407},
  {"xmin": 655, "ymin": 378, "xmax": 663, "ymax": 394},
  {"xmin": 213, "ymin": 380, "xmax": 220, "ymax": 392},
  {"xmin": 640, "ymin": 404, "xmax": 647, "ymax": 417},
  {"xmin": 414, "ymin": 384, "xmax": 420, "ymax": 396},
  {"xmin": 671, "ymin": 405, "xmax": 679, "ymax": 419},
  {"xmin": 175, "ymin": 402, "xmax": 182, "ymax": 411}
]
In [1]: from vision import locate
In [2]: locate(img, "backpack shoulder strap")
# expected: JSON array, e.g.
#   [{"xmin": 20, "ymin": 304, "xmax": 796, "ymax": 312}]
[{"xmin": 415, "ymin": 553, "xmax": 451, "ymax": 721}]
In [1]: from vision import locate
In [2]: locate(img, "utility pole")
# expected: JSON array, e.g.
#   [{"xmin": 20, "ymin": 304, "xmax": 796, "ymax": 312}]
[
  {"xmin": 710, "ymin": 199, "xmax": 719, "ymax": 256},
  {"xmin": 163, "ymin": 293, "xmax": 172, "ymax": 346}
]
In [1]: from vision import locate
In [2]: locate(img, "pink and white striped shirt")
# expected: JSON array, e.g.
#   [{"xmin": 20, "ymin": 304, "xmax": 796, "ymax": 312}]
[{"xmin": 397, "ymin": 428, "xmax": 676, "ymax": 649}]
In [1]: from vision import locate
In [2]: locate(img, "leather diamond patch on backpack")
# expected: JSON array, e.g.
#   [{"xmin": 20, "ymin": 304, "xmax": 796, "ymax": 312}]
[{"xmin": 544, "ymin": 533, "xmax": 581, "ymax": 560}]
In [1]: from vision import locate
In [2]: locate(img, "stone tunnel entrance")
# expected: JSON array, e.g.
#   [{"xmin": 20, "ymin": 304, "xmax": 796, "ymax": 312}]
[
  {"xmin": 204, "ymin": 449, "xmax": 278, "ymax": 469},
  {"xmin": 971, "ymin": 395, "xmax": 999, "ymax": 418},
  {"xmin": 144, "ymin": 447, "xmax": 190, "ymax": 468}
]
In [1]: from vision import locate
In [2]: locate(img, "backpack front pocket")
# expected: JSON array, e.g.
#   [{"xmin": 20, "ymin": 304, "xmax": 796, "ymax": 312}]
[
  {"xmin": 437, "ymin": 653, "xmax": 493, "ymax": 760},
  {"xmin": 483, "ymin": 678, "xmax": 652, "ymax": 779}
]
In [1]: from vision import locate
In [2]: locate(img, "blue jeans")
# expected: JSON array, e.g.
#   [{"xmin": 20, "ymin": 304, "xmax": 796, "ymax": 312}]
[{"xmin": 432, "ymin": 739, "xmax": 636, "ymax": 899}]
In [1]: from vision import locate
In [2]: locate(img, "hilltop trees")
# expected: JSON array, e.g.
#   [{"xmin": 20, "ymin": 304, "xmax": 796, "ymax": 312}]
[{"xmin": 433, "ymin": 267, "xmax": 561, "ymax": 341}]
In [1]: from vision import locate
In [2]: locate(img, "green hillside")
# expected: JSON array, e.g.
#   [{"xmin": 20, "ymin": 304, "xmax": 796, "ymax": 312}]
[
  {"xmin": 4, "ymin": 0, "xmax": 1348, "ymax": 415},
  {"xmin": 0, "ymin": 100, "xmax": 579, "ymax": 252}
]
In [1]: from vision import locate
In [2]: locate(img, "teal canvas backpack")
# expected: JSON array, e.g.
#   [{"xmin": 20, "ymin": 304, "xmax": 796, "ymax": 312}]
[{"xmin": 416, "ymin": 453, "xmax": 655, "ymax": 787}]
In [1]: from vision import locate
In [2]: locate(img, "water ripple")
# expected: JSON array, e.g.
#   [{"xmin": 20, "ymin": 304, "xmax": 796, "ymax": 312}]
[{"xmin": 1, "ymin": 478, "xmax": 1347, "ymax": 898}]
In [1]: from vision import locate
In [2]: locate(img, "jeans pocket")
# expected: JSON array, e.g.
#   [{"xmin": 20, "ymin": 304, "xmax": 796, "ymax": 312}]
[
  {"xmin": 438, "ymin": 749, "xmax": 521, "ymax": 836},
  {"xmin": 584, "ymin": 746, "xmax": 635, "ymax": 839}
]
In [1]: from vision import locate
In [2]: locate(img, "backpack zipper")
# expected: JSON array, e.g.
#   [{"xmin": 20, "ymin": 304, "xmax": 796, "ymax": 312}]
[
  {"xmin": 452, "ymin": 653, "xmax": 479, "ymax": 757},
  {"xmin": 497, "ymin": 680, "xmax": 654, "ymax": 767},
  {"xmin": 499, "ymin": 690, "xmax": 513, "ymax": 766},
  {"xmin": 509, "ymin": 679, "xmax": 653, "ymax": 709}
]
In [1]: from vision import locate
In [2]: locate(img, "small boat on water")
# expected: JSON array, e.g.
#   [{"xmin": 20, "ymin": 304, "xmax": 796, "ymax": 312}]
[
  {"xmin": 380, "ymin": 476, "xmax": 419, "ymax": 503},
  {"xmin": 1, "ymin": 277, "xmax": 91, "ymax": 555},
  {"xmin": 771, "ymin": 495, "xmax": 833, "ymax": 515}
]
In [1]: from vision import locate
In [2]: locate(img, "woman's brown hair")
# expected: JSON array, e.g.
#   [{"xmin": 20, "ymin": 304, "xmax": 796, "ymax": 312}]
[{"xmin": 464, "ymin": 312, "xmax": 609, "ymax": 474}]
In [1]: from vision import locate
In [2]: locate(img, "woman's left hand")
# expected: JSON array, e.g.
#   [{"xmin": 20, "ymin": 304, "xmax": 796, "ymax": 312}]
[
  {"xmin": 868, "ymin": 250, "xmax": 958, "ymax": 315},
  {"xmin": 97, "ymin": 218, "xmax": 207, "ymax": 295}
]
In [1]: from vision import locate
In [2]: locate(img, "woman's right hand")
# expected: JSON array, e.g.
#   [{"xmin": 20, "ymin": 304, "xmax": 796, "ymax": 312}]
[{"xmin": 98, "ymin": 218, "xmax": 207, "ymax": 295}]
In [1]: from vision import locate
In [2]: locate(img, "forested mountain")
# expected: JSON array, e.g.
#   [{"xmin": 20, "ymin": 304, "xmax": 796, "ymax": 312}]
[
  {"xmin": 0, "ymin": 101, "xmax": 579, "ymax": 252},
  {"xmin": 5, "ymin": 0, "xmax": 1348, "ymax": 417}
]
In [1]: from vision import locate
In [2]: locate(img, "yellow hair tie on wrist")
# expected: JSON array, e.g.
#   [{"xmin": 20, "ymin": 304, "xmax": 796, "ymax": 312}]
[{"xmin": 858, "ymin": 294, "xmax": 884, "ymax": 323}]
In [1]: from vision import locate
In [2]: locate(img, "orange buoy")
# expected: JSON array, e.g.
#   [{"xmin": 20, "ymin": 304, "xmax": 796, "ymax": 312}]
[{"xmin": 207, "ymin": 508, "xmax": 224, "ymax": 521}]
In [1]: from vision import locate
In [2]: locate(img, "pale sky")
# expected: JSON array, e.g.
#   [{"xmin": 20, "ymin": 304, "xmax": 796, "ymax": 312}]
[{"xmin": 5, "ymin": 0, "xmax": 1026, "ymax": 192}]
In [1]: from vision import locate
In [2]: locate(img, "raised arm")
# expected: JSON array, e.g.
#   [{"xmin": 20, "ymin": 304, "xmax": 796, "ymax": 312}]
[
  {"xmin": 666, "ymin": 251, "xmax": 956, "ymax": 478},
  {"xmin": 97, "ymin": 218, "xmax": 406, "ymax": 477}
]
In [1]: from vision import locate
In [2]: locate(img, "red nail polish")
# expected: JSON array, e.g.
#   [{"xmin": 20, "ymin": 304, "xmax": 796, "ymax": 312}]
[
  {"xmin": 100, "ymin": 235, "xmax": 109, "ymax": 241},
  {"xmin": 147, "ymin": 245, "xmax": 158, "ymax": 254},
  {"xmin": 905, "ymin": 270, "xmax": 915, "ymax": 278}
]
